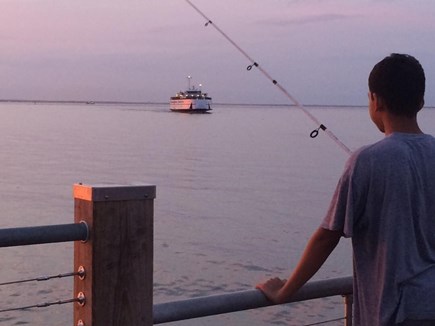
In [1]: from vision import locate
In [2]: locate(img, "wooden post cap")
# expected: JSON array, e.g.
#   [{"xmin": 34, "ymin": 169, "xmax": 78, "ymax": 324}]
[{"xmin": 73, "ymin": 183, "xmax": 156, "ymax": 202}]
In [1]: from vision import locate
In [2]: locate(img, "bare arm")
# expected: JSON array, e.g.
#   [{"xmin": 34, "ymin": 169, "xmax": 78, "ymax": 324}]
[{"xmin": 256, "ymin": 227, "xmax": 342, "ymax": 303}]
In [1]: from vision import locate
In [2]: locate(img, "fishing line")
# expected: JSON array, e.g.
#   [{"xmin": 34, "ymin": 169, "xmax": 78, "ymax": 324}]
[{"xmin": 184, "ymin": 0, "xmax": 353, "ymax": 155}]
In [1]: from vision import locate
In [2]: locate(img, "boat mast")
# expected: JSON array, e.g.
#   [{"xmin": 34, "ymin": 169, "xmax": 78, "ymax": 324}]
[{"xmin": 187, "ymin": 75, "xmax": 192, "ymax": 90}]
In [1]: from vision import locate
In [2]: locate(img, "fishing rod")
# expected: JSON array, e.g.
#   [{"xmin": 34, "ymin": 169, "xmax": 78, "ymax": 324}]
[{"xmin": 184, "ymin": 0, "xmax": 353, "ymax": 156}]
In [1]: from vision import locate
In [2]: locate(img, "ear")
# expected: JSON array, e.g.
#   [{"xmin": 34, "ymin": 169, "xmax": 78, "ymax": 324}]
[{"xmin": 372, "ymin": 93, "xmax": 385, "ymax": 112}]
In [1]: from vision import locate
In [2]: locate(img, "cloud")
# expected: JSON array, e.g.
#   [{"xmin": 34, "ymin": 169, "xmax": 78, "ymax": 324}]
[{"xmin": 256, "ymin": 13, "xmax": 358, "ymax": 27}]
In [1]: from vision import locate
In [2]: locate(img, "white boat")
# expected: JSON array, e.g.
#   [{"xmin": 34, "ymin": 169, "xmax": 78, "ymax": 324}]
[{"xmin": 170, "ymin": 76, "xmax": 212, "ymax": 113}]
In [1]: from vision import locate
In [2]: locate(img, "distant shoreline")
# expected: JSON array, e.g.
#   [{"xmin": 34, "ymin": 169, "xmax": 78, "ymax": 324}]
[{"xmin": 0, "ymin": 99, "xmax": 433, "ymax": 109}]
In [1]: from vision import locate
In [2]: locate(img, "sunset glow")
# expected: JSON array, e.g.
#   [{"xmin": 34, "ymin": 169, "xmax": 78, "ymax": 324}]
[{"xmin": 1, "ymin": 0, "xmax": 434, "ymax": 105}]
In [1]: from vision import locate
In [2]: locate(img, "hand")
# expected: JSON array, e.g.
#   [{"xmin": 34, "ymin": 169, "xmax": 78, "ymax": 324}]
[{"xmin": 255, "ymin": 277, "xmax": 287, "ymax": 304}]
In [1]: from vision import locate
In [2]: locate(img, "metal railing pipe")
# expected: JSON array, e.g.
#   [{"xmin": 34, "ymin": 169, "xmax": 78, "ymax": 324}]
[
  {"xmin": 0, "ymin": 222, "xmax": 88, "ymax": 247},
  {"xmin": 153, "ymin": 276, "xmax": 353, "ymax": 324}
]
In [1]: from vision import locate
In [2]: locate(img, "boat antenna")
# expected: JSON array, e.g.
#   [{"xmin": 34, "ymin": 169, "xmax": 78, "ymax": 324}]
[{"xmin": 184, "ymin": 0, "xmax": 352, "ymax": 155}]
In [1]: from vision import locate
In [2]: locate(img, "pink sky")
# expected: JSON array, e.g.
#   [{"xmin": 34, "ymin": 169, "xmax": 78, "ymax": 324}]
[{"xmin": 1, "ymin": 0, "xmax": 434, "ymax": 105}]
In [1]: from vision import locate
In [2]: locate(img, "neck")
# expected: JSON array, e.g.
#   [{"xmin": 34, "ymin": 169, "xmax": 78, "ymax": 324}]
[{"xmin": 382, "ymin": 113, "xmax": 423, "ymax": 135}]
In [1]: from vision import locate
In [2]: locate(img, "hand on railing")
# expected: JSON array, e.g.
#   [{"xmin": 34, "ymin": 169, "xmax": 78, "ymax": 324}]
[{"xmin": 255, "ymin": 277, "xmax": 287, "ymax": 304}]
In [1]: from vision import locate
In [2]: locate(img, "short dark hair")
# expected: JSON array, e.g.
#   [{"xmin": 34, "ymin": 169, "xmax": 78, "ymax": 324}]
[{"xmin": 368, "ymin": 53, "xmax": 425, "ymax": 117}]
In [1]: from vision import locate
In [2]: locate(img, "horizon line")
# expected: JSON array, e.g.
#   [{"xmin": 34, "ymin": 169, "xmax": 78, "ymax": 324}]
[{"xmin": 1, "ymin": 99, "xmax": 434, "ymax": 109}]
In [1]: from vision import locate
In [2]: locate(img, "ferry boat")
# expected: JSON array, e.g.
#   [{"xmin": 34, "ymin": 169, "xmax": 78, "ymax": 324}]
[{"xmin": 170, "ymin": 76, "xmax": 212, "ymax": 113}]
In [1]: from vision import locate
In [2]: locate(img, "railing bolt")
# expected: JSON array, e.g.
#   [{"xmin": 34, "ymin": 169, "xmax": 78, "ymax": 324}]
[
  {"xmin": 77, "ymin": 319, "xmax": 85, "ymax": 326},
  {"xmin": 77, "ymin": 266, "xmax": 86, "ymax": 280},
  {"xmin": 77, "ymin": 292, "xmax": 86, "ymax": 306}
]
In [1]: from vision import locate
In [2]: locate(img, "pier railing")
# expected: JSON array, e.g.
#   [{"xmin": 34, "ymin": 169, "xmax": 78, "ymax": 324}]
[
  {"xmin": 0, "ymin": 183, "xmax": 156, "ymax": 326},
  {"xmin": 0, "ymin": 222, "xmax": 89, "ymax": 247},
  {"xmin": 0, "ymin": 183, "xmax": 353, "ymax": 325},
  {"xmin": 154, "ymin": 276, "xmax": 353, "ymax": 325}
]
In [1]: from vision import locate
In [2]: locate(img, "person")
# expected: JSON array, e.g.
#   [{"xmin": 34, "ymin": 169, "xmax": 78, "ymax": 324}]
[{"xmin": 256, "ymin": 53, "xmax": 435, "ymax": 326}]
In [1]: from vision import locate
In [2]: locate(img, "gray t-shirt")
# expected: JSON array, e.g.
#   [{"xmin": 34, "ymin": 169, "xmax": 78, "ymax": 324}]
[{"xmin": 321, "ymin": 132, "xmax": 435, "ymax": 325}]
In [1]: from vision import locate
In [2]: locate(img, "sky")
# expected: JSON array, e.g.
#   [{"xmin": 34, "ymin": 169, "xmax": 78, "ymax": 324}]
[{"xmin": 1, "ymin": 0, "xmax": 435, "ymax": 106}]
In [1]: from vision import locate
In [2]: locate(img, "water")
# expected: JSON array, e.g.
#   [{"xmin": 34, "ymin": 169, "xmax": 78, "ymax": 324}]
[{"xmin": 0, "ymin": 102, "xmax": 434, "ymax": 325}]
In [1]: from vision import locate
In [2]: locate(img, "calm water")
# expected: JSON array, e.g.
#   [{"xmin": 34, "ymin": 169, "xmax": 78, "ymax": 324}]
[{"xmin": 0, "ymin": 102, "xmax": 434, "ymax": 325}]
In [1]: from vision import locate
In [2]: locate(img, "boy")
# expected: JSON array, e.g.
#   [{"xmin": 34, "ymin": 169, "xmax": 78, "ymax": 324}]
[{"xmin": 256, "ymin": 54, "xmax": 435, "ymax": 325}]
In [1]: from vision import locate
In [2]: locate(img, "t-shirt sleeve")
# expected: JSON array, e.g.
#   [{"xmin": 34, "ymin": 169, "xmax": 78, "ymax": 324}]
[{"xmin": 321, "ymin": 153, "xmax": 366, "ymax": 238}]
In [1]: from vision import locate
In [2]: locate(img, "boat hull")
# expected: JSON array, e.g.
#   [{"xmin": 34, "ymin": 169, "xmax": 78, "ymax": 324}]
[{"xmin": 170, "ymin": 99, "xmax": 212, "ymax": 113}]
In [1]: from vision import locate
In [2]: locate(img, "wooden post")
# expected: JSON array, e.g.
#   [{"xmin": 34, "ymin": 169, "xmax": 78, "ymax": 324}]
[
  {"xmin": 73, "ymin": 183, "xmax": 156, "ymax": 326},
  {"xmin": 343, "ymin": 294, "xmax": 353, "ymax": 326}
]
